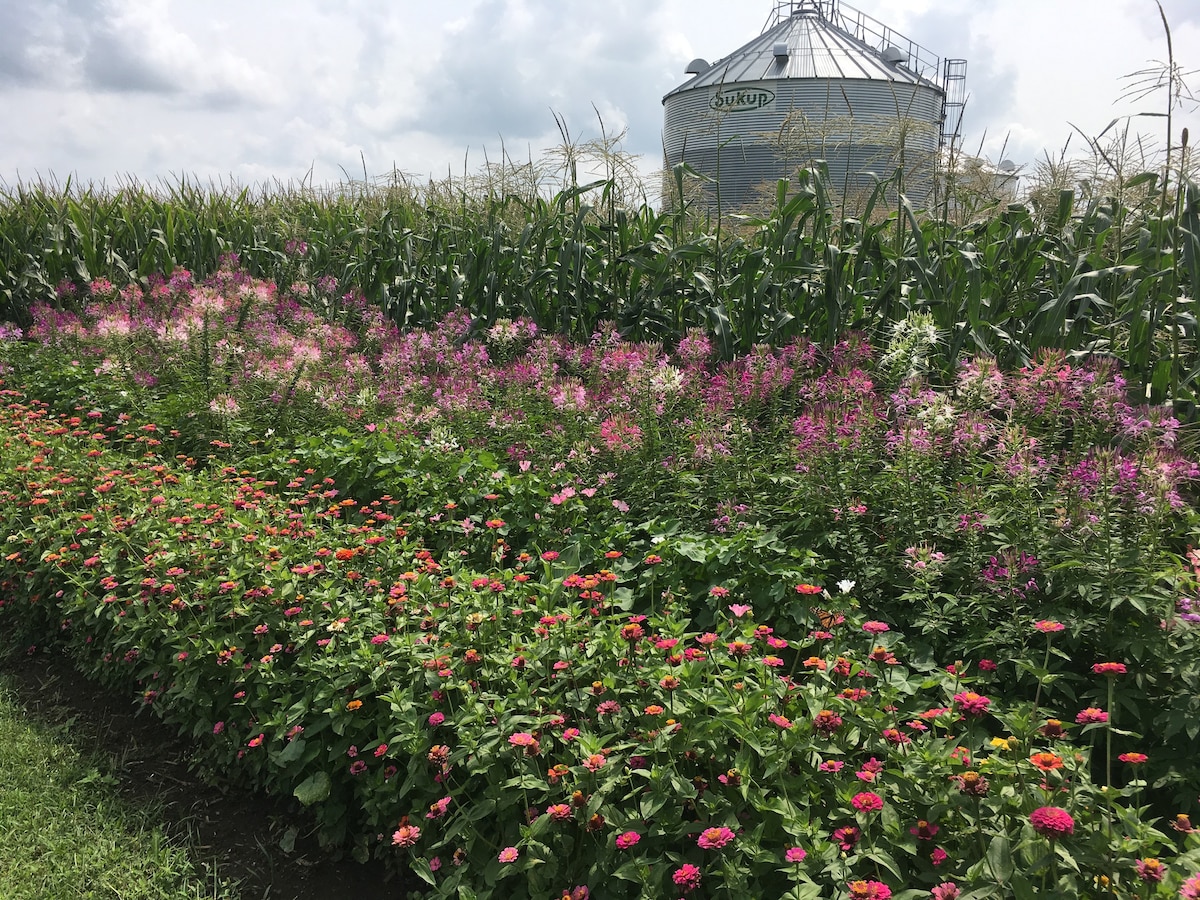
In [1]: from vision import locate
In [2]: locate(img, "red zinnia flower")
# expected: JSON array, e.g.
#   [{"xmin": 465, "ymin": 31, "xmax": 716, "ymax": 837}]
[
  {"xmin": 1029, "ymin": 806, "xmax": 1074, "ymax": 839},
  {"xmin": 1091, "ymin": 662, "xmax": 1127, "ymax": 675},
  {"xmin": 1119, "ymin": 752, "xmax": 1148, "ymax": 764},
  {"xmin": 1029, "ymin": 752, "xmax": 1064, "ymax": 771}
]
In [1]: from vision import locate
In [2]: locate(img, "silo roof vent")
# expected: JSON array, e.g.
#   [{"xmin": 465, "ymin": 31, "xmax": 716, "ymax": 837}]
[
  {"xmin": 773, "ymin": 42, "xmax": 790, "ymax": 58},
  {"xmin": 685, "ymin": 57, "xmax": 711, "ymax": 75},
  {"xmin": 881, "ymin": 46, "xmax": 907, "ymax": 65}
]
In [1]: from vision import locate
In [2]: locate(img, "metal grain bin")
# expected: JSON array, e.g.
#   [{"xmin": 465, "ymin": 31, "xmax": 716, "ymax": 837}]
[{"xmin": 663, "ymin": 0, "xmax": 966, "ymax": 213}]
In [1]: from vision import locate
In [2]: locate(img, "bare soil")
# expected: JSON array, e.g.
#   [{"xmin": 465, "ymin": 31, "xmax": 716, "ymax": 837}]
[{"xmin": 1, "ymin": 647, "xmax": 415, "ymax": 900}]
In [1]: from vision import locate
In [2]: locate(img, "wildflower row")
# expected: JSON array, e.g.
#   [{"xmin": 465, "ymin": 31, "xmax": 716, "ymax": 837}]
[{"xmin": 3, "ymin": 390, "xmax": 1200, "ymax": 899}]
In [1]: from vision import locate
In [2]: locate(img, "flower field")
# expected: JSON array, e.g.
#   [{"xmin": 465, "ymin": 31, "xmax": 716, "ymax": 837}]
[{"xmin": 2, "ymin": 256, "xmax": 1200, "ymax": 899}]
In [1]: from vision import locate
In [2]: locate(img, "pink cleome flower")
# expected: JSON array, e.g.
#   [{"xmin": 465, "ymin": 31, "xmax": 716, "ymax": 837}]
[
  {"xmin": 1029, "ymin": 806, "xmax": 1075, "ymax": 839},
  {"xmin": 697, "ymin": 826, "xmax": 736, "ymax": 850}
]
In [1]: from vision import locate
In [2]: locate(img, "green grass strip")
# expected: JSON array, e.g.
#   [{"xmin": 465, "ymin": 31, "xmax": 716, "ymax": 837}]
[{"xmin": 0, "ymin": 679, "xmax": 238, "ymax": 900}]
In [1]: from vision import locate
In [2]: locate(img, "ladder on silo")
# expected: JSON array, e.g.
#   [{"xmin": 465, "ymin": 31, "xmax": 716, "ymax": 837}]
[{"xmin": 941, "ymin": 58, "xmax": 968, "ymax": 154}]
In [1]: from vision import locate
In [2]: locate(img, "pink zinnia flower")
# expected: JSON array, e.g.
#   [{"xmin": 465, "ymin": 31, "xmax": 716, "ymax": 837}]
[
  {"xmin": 615, "ymin": 831, "xmax": 640, "ymax": 850},
  {"xmin": 1029, "ymin": 806, "xmax": 1074, "ymax": 839},
  {"xmin": 1075, "ymin": 707, "xmax": 1108, "ymax": 724},
  {"xmin": 428, "ymin": 712, "xmax": 445, "ymax": 726},
  {"xmin": 1034, "ymin": 620, "xmax": 1065, "ymax": 633},
  {"xmin": 769, "ymin": 713, "xmax": 793, "ymax": 729},
  {"xmin": 1119, "ymin": 752, "xmax": 1149, "ymax": 764},
  {"xmin": 498, "ymin": 846, "xmax": 519, "ymax": 864},
  {"xmin": 931, "ymin": 883, "xmax": 960, "ymax": 900},
  {"xmin": 862, "ymin": 621, "xmax": 890, "ymax": 634},
  {"xmin": 1182, "ymin": 874, "xmax": 1200, "ymax": 899},
  {"xmin": 1092, "ymin": 662, "xmax": 1127, "ymax": 675},
  {"xmin": 847, "ymin": 879, "xmax": 892, "ymax": 899},
  {"xmin": 910, "ymin": 820, "xmax": 939, "ymax": 840},
  {"xmin": 392, "ymin": 825, "xmax": 421, "ymax": 847},
  {"xmin": 819, "ymin": 760, "xmax": 845, "ymax": 773},
  {"xmin": 728, "ymin": 602, "xmax": 751, "ymax": 617},
  {"xmin": 1135, "ymin": 858, "xmax": 1166, "ymax": 883},
  {"xmin": 785, "ymin": 846, "xmax": 807, "ymax": 863},
  {"xmin": 832, "ymin": 825, "xmax": 861, "ymax": 851},
  {"xmin": 672, "ymin": 863, "xmax": 702, "ymax": 891},
  {"xmin": 852, "ymin": 792, "xmax": 884, "ymax": 813},
  {"xmin": 697, "ymin": 826, "xmax": 736, "ymax": 850},
  {"xmin": 952, "ymin": 691, "xmax": 991, "ymax": 716},
  {"xmin": 426, "ymin": 797, "xmax": 452, "ymax": 819}
]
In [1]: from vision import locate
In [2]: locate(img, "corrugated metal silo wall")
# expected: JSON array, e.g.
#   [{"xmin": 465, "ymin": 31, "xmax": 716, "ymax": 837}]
[{"xmin": 664, "ymin": 78, "xmax": 945, "ymax": 212}]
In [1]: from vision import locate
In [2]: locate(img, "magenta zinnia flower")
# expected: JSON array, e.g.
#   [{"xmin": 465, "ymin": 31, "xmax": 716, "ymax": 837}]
[
  {"xmin": 672, "ymin": 863, "xmax": 702, "ymax": 891},
  {"xmin": 847, "ymin": 879, "xmax": 892, "ymax": 899},
  {"xmin": 1092, "ymin": 662, "xmax": 1127, "ymax": 675},
  {"xmin": 1180, "ymin": 873, "xmax": 1200, "ymax": 898},
  {"xmin": 852, "ymin": 792, "xmax": 884, "ymax": 813},
  {"xmin": 1075, "ymin": 707, "xmax": 1108, "ymax": 724},
  {"xmin": 1119, "ymin": 752, "xmax": 1149, "ymax": 764},
  {"xmin": 615, "ymin": 831, "xmax": 640, "ymax": 850},
  {"xmin": 784, "ymin": 846, "xmax": 807, "ymax": 863},
  {"xmin": 1029, "ymin": 806, "xmax": 1074, "ymax": 839},
  {"xmin": 931, "ymin": 884, "xmax": 960, "ymax": 900},
  {"xmin": 697, "ymin": 826, "xmax": 736, "ymax": 849},
  {"xmin": 953, "ymin": 691, "xmax": 991, "ymax": 716}
]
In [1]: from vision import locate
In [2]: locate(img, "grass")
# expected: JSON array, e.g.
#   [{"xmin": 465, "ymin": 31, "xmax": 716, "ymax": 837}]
[{"xmin": 0, "ymin": 675, "xmax": 239, "ymax": 900}]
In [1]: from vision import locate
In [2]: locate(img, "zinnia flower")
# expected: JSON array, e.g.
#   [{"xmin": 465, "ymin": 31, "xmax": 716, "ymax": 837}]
[
  {"xmin": 852, "ymin": 792, "xmax": 884, "ymax": 813},
  {"xmin": 952, "ymin": 691, "xmax": 991, "ymax": 716},
  {"xmin": 785, "ymin": 846, "xmax": 807, "ymax": 863},
  {"xmin": 392, "ymin": 824, "xmax": 421, "ymax": 847},
  {"xmin": 1119, "ymin": 752, "xmax": 1148, "ymax": 765},
  {"xmin": 697, "ymin": 826, "xmax": 736, "ymax": 849},
  {"xmin": 1029, "ymin": 806, "xmax": 1074, "ymax": 839},
  {"xmin": 1029, "ymin": 752, "xmax": 1064, "ymax": 771},
  {"xmin": 1074, "ymin": 707, "xmax": 1108, "ymax": 724},
  {"xmin": 1034, "ymin": 620, "xmax": 1065, "ymax": 633},
  {"xmin": 1134, "ymin": 858, "xmax": 1166, "ymax": 883},
  {"xmin": 1180, "ymin": 873, "xmax": 1200, "ymax": 899},
  {"xmin": 498, "ymin": 846, "xmax": 519, "ymax": 864},
  {"xmin": 832, "ymin": 825, "xmax": 861, "ymax": 851},
  {"xmin": 672, "ymin": 863, "xmax": 702, "ymax": 891},
  {"xmin": 1091, "ymin": 662, "xmax": 1127, "ymax": 675},
  {"xmin": 847, "ymin": 879, "xmax": 892, "ymax": 899},
  {"xmin": 931, "ymin": 884, "xmax": 960, "ymax": 900},
  {"xmin": 615, "ymin": 831, "xmax": 640, "ymax": 850}
]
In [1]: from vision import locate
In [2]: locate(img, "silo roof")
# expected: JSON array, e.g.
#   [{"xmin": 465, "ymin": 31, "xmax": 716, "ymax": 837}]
[{"xmin": 665, "ymin": 4, "xmax": 943, "ymax": 100}]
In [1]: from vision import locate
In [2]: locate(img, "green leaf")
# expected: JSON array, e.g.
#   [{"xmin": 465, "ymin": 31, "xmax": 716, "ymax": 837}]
[
  {"xmin": 986, "ymin": 833, "xmax": 1015, "ymax": 884},
  {"xmin": 293, "ymin": 771, "xmax": 331, "ymax": 806}
]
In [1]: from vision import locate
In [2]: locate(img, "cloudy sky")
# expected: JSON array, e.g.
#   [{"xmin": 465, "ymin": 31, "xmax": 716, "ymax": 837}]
[{"xmin": 1, "ymin": 0, "xmax": 1197, "ymax": 197}]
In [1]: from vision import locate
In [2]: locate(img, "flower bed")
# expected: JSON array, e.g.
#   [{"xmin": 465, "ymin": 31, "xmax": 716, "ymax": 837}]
[{"xmin": 3, "ymin": 384, "xmax": 1200, "ymax": 898}]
